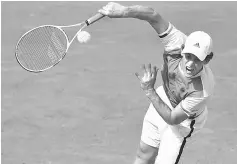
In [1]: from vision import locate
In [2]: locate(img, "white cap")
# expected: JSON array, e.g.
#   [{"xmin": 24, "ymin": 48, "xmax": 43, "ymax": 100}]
[{"xmin": 182, "ymin": 31, "xmax": 213, "ymax": 61}]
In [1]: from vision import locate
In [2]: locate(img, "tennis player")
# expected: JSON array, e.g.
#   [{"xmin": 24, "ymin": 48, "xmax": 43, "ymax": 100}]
[{"xmin": 99, "ymin": 2, "xmax": 215, "ymax": 164}]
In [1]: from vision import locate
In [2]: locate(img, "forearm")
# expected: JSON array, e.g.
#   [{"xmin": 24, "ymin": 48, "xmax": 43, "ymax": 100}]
[
  {"xmin": 145, "ymin": 89, "xmax": 173, "ymax": 125},
  {"xmin": 123, "ymin": 6, "xmax": 157, "ymax": 22},
  {"xmin": 123, "ymin": 5, "xmax": 169, "ymax": 34}
]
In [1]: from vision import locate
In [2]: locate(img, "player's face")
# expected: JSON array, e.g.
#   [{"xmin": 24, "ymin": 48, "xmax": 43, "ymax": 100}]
[{"xmin": 181, "ymin": 53, "xmax": 205, "ymax": 77}]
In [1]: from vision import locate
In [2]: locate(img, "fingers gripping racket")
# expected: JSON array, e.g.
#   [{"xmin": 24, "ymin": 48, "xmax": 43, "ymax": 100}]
[{"xmin": 15, "ymin": 13, "xmax": 104, "ymax": 73}]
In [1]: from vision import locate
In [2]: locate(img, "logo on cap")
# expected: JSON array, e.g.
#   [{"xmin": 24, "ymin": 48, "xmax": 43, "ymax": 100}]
[{"xmin": 193, "ymin": 42, "xmax": 200, "ymax": 48}]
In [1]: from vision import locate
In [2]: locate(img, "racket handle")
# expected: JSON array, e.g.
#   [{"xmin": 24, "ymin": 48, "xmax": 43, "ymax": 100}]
[{"xmin": 85, "ymin": 13, "xmax": 105, "ymax": 26}]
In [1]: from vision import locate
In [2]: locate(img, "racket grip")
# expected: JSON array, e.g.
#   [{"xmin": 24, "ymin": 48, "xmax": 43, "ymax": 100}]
[{"xmin": 85, "ymin": 13, "xmax": 105, "ymax": 26}]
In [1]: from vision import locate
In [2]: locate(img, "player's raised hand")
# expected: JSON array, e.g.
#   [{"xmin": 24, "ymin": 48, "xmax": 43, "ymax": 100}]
[
  {"xmin": 98, "ymin": 2, "xmax": 127, "ymax": 18},
  {"xmin": 135, "ymin": 64, "xmax": 159, "ymax": 91}
]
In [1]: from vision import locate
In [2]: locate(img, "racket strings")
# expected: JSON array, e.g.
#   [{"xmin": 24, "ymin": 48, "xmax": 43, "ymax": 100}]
[
  {"xmin": 16, "ymin": 26, "xmax": 67, "ymax": 71},
  {"xmin": 18, "ymin": 28, "xmax": 50, "ymax": 70},
  {"xmin": 22, "ymin": 28, "xmax": 51, "ymax": 70}
]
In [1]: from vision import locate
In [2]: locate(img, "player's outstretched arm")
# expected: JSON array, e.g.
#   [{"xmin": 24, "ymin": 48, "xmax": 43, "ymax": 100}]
[{"xmin": 98, "ymin": 2, "xmax": 169, "ymax": 35}]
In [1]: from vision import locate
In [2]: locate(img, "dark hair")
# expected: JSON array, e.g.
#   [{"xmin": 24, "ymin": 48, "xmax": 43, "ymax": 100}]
[{"xmin": 204, "ymin": 52, "xmax": 214, "ymax": 63}]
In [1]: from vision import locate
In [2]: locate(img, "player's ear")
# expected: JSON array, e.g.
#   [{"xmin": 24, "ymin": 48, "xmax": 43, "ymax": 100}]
[
  {"xmin": 181, "ymin": 44, "xmax": 185, "ymax": 50},
  {"xmin": 203, "ymin": 52, "xmax": 214, "ymax": 64}
]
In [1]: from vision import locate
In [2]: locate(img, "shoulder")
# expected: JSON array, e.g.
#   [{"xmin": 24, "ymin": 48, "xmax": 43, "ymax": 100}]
[
  {"xmin": 179, "ymin": 66, "xmax": 215, "ymax": 117},
  {"xmin": 201, "ymin": 65, "xmax": 215, "ymax": 97},
  {"xmin": 188, "ymin": 66, "xmax": 215, "ymax": 98}
]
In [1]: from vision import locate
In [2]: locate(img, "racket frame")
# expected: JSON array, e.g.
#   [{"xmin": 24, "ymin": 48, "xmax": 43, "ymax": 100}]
[{"xmin": 15, "ymin": 13, "xmax": 104, "ymax": 73}]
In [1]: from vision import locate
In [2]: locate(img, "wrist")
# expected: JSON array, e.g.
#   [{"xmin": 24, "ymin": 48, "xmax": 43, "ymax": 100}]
[
  {"xmin": 146, "ymin": 88, "xmax": 159, "ymax": 102},
  {"xmin": 145, "ymin": 88, "xmax": 156, "ymax": 97}
]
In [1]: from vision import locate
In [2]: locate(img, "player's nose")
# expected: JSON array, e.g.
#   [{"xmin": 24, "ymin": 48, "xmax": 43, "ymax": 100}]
[{"xmin": 186, "ymin": 60, "xmax": 195, "ymax": 68}]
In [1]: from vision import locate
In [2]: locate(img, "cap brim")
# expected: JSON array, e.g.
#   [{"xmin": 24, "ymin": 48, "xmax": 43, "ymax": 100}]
[{"xmin": 182, "ymin": 46, "xmax": 206, "ymax": 61}]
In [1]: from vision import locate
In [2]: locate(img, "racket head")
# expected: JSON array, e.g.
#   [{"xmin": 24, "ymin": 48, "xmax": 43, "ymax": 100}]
[{"xmin": 15, "ymin": 25, "xmax": 69, "ymax": 72}]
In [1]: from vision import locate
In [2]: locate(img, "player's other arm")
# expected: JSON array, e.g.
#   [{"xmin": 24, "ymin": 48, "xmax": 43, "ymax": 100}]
[
  {"xmin": 136, "ymin": 65, "xmax": 206, "ymax": 125},
  {"xmin": 98, "ymin": 2, "xmax": 169, "ymax": 35},
  {"xmin": 146, "ymin": 90, "xmax": 206, "ymax": 125}
]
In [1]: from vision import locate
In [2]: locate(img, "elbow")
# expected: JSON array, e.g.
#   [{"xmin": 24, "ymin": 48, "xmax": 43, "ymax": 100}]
[
  {"xmin": 168, "ymin": 114, "xmax": 188, "ymax": 125},
  {"xmin": 147, "ymin": 9, "xmax": 161, "ymax": 24},
  {"xmin": 129, "ymin": 6, "xmax": 161, "ymax": 23},
  {"xmin": 139, "ymin": 6, "xmax": 160, "ymax": 23},
  {"xmin": 159, "ymin": 112, "xmax": 180, "ymax": 125},
  {"xmin": 168, "ymin": 120, "xmax": 179, "ymax": 125},
  {"xmin": 167, "ymin": 117, "xmax": 182, "ymax": 125},
  {"xmin": 162, "ymin": 117, "xmax": 177, "ymax": 125},
  {"xmin": 165, "ymin": 119, "xmax": 176, "ymax": 125}
]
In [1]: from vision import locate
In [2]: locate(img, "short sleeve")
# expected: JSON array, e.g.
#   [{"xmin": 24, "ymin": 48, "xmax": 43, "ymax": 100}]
[
  {"xmin": 158, "ymin": 22, "xmax": 187, "ymax": 53},
  {"xmin": 179, "ymin": 96, "xmax": 208, "ymax": 118}
]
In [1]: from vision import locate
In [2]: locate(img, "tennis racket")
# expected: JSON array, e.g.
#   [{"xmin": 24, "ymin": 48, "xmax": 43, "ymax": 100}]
[{"xmin": 15, "ymin": 13, "xmax": 105, "ymax": 73}]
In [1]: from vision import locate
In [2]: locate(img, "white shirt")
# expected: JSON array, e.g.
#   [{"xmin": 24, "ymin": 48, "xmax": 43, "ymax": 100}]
[{"xmin": 156, "ymin": 23, "xmax": 215, "ymax": 129}]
